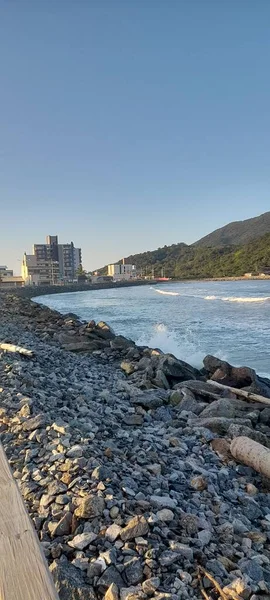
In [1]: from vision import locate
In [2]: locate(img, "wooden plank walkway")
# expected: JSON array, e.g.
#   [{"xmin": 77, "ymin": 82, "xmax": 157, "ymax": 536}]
[{"xmin": 0, "ymin": 443, "xmax": 59, "ymax": 600}]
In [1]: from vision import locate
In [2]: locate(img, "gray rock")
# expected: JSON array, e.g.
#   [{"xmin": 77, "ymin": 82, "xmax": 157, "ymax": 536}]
[
  {"xmin": 124, "ymin": 558, "xmax": 143, "ymax": 585},
  {"xmin": 228, "ymin": 423, "xmax": 270, "ymax": 447},
  {"xmin": 150, "ymin": 495, "xmax": 177, "ymax": 509},
  {"xmin": 97, "ymin": 566, "xmax": 124, "ymax": 590},
  {"xmin": 260, "ymin": 407, "xmax": 270, "ymax": 424},
  {"xmin": 66, "ymin": 445, "xmax": 83, "ymax": 458},
  {"xmin": 92, "ymin": 465, "xmax": 111, "ymax": 480},
  {"xmin": 158, "ymin": 354, "xmax": 200, "ymax": 381},
  {"xmin": 156, "ymin": 509, "xmax": 175, "ymax": 522},
  {"xmin": 50, "ymin": 559, "xmax": 97, "ymax": 599},
  {"xmin": 22, "ymin": 414, "xmax": 46, "ymax": 431},
  {"xmin": 121, "ymin": 516, "xmax": 149, "ymax": 541},
  {"xmin": 199, "ymin": 398, "xmax": 244, "ymax": 419},
  {"xmin": 48, "ymin": 512, "xmax": 73, "ymax": 537},
  {"xmin": 68, "ymin": 532, "xmax": 97, "ymax": 549},
  {"xmin": 198, "ymin": 530, "xmax": 212, "ymax": 546},
  {"xmin": 240, "ymin": 559, "xmax": 264, "ymax": 583},
  {"xmin": 142, "ymin": 578, "xmax": 160, "ymax": 594},
  {"xmin": 106, "ymin": 524, "xmax": 122, "ymax": 542},
  {"xmin": 75, "ymin": 495, "xmax": 105, "ymax": 519},
  {"xmin": 122, "ymin": 414, "xmax": 143, "ymax": 426}
]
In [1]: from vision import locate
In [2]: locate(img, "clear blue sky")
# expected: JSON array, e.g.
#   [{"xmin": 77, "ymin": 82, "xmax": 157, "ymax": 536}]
[{"xmin": 1, "ymin": 1, "xmax": 270, "ymax": 273}]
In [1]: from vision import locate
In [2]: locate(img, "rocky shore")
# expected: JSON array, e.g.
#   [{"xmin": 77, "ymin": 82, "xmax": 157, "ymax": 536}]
[{"xmin": 1, "ymin": 294, "xmax": 270, "ymax": 600}]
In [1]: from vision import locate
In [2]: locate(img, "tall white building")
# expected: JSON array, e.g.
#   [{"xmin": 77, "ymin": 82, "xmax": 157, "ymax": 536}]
[{"xmin": 108, "ymin": 260, "xmax": 136, "ymax": 281}]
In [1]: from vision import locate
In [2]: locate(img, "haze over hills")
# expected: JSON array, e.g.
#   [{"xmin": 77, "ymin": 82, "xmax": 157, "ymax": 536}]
[
  {"xmin": 194, "ymin": 211, "xmax": 270, "ymax": 247},
  {"xmin": 98, "ymin": 212, "xmax": 270, "ymax": 279}
]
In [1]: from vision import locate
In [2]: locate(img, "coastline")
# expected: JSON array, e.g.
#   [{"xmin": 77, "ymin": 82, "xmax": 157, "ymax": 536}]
[
  {"xmin": 1, "ymin": 294, "xmax": 270, "ymax": 598},
  {"xmin": 3, "ymin": 274, "xmax": 269, "ymax": 301}
]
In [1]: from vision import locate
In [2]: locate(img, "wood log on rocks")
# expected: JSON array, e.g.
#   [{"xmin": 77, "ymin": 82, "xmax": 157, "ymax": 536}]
[
  {"xmin": 231, "ymin": 436, "xmax": 270, "ymax": 478},
  {"xmin": 207, "ymin": 380, "xmax": 270, "ymax": 407},
  {"xmin": 0, "ymin": 342, "xmax": 34, "ymax": 357}
]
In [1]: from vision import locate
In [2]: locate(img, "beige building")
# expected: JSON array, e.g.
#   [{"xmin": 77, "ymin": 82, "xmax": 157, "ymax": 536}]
[
  {"xmin": 0, "ymin": 266, "xmax": 23, "ymax": 288},
  {"xmin": 108, "ymin": 261, "xmax": 136, "ymax": 281},
  {"xmin": 22, "ymin": 254, "xmax": 59, "ymax": 286}
]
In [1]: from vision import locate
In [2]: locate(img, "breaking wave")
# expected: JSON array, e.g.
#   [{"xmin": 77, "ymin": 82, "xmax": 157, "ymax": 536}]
[
  {"xmin": 152, "ymin": 288, "xmax": 180, "ymax": 296},
  {"xmin": 204, "ymin": 295, "xmax": 270, "ymax": 303},
  {"xmin": 137, "ymin": 323, "xmax": 207, "ymax": 368}
]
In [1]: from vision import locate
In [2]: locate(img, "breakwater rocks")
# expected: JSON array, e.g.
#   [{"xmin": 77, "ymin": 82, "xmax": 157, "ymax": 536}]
[
  {"xmin": 1, "ymin": 295, "xmax": 270, "ymax": 599},
  {"xmin": 8, "ymin": 279, "xmax": 154, "ymax": 299}
]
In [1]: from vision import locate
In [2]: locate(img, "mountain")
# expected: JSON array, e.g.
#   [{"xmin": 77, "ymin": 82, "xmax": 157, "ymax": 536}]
[
  {"xmin": 194, "ymin": 211, "xmax": 270, "ymax": 247},
  {"xmin": 99, "ymin": 233, "xmax": 270, "ymax": 279},
  {"xmin": 97, "ymin": 212, "xmax": 270, "ymax": 279}
]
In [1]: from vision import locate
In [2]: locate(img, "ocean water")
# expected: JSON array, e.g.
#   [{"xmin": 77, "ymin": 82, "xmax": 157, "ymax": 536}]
[{"xmin": 36, "ymin": 280, "xmax": 270, "ymax": 376}]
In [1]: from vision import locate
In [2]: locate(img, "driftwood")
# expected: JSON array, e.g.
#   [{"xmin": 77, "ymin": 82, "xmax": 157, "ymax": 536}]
[
  {"xmin": 198, "ymin": 566, "xmax": 242, "ymax": 600},
  {"xmin": 0, "ymin": 343, "xmax": 34, "ymax": 358},
  {"xmin": 0, "ymin": 442, "xmax": 59, "ymax": 599},
  {"xmin": 231, "ymin": 436, "xmax": 270, "ymax": 479},
  {"xmin": 207, "ymin": 379, "xmax": 270, "ymax": 407}
]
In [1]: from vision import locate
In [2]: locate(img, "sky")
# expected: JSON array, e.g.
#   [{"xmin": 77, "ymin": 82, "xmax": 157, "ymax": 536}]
[{"xmin": 1, "ymin": 1, "xmax": 270, "ymax": 274}]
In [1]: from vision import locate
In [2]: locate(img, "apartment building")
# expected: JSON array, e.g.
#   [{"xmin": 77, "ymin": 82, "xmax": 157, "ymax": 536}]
[{"xmin": 22, "ymin": 235, "xmax": 82, "ymax": 285}]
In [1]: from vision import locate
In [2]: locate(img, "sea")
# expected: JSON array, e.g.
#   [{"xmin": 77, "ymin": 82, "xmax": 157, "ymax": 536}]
[{"xmin": 36, "ymin": 280, "xmax": 270, "ymax": 377}]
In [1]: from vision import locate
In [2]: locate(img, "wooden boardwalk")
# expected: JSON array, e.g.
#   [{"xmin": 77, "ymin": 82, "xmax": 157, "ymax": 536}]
[{"xmin": 0, "ymin": 443, "xmax": 59, "ymax": 600}]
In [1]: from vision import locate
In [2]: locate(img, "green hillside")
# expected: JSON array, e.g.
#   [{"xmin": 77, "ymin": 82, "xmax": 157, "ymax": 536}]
[
  {"xmin": 194, "ymin": 211, "xmax": 270, "ymax": 247},
  {"xmin": 100, "ymin": 233, "xmax": 270, "ymax": 279}
]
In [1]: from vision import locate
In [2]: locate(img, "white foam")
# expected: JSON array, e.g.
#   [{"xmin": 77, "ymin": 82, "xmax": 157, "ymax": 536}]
[
  {"xmin": 153, "ymin": 288, "xmax": 180, "ymax": 296},
  {"xmin": 204, "ymin": 295, "xmax": 270, "ymax": 303},
  {"xmin": 137, "ymin": 323, "xmax": 207, "ymax": 368}
]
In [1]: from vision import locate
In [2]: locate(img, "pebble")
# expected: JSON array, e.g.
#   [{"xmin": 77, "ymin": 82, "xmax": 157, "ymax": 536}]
[{"xmin": 156, "ymin": 509, "xmax": 175, "ymax": 522}]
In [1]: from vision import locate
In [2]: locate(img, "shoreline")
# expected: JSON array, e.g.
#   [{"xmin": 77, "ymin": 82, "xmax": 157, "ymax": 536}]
[
  {"xmin": 1, "ymin": 294, "xmax": 270, "ymax": 598},
  {"xmin": 2, "ymin": 274, "xmax": 270, "ymax": 300}
]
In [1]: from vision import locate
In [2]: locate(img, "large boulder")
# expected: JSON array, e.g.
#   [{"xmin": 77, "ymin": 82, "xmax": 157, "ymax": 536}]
[
  {"xmin": 203, "ymin": 355, "xmax": 270, "ymax": 397},
  {"xmin": 110, "ymin": 336, "xmax": 135, "ymax": 350},
  {"xmin": 191, "ymin": 416, "xmax": 253, "ymax": 435},
  {"xmin": 199, "ymin": 398, "xmax": 253, "ymax": 420},
  {"xmin": 157, "ymin": 354, "xmax": 201, "ymax": 383}
]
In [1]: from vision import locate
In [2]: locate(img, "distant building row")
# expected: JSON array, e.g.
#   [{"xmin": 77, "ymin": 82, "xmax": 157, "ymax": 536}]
[{"xmin": 22, "ymin": 235, "xmax": 82, "ymax": 285}]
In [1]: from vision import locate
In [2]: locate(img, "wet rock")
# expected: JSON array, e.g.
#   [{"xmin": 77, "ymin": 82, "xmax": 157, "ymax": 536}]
[{"xmin": 158, "ymin": 354, "xmax": 200, "ymax": 382}]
